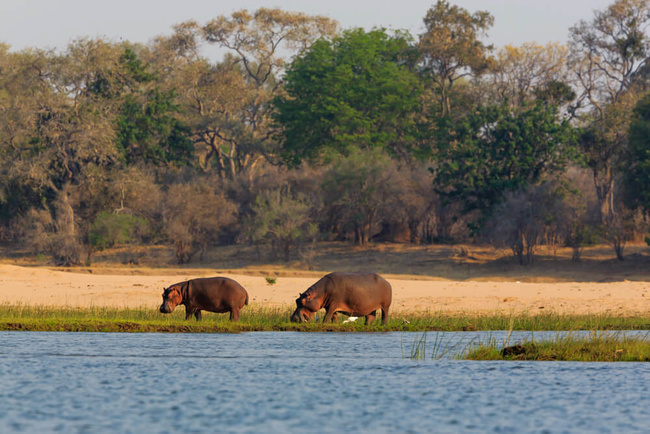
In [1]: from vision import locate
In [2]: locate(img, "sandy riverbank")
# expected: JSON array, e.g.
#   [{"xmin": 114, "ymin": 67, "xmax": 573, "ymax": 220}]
[{"xmin": 1, "ymin": 264, "xmax": 649, "ymax": 316}]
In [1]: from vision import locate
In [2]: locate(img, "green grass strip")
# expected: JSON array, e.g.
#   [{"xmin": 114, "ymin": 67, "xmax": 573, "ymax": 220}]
[
  {"xmin": 2, "ymin": 304, "xmax": 650, "ymax": 333},
  {"xmin": 463, "ymin": 331, "xmax": 650, "ymax": 362}
]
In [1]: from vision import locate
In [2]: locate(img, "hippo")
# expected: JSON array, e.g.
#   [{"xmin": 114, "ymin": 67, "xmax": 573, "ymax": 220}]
[
  {"xmin": 290, "ymin": 272, "xmax": 392, "ymax": 325},
  {"xmin": 159, "ymin": 277, "xmax": 249, "ymax": 321}
]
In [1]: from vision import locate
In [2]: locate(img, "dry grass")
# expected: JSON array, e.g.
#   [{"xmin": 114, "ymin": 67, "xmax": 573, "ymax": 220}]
[{"xmin": 2, "ymin": 241, "xmax": 650, "ymax": 283}]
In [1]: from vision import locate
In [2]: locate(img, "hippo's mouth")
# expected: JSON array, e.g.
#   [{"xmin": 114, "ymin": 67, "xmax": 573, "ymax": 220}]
[
  {"xmin": 291, "ymin": 308, "xmax": 316, "ymax": 323},
  {"xmin": 290, "ymin": 309, "xmax": 310, "ymax": 323},
  {"xmin": 160, "ymin": 303, "xmax": 174, "ymax": 314}
]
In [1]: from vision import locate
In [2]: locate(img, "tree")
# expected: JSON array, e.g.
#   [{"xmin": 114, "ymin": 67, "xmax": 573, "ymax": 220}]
[
  {"xmin": 244, "ymin": 187, "xmax": 318, "ymax": 262},
  {"xmin": 114, "ymin": 48, "xmax": 194, "ymax": 167},
  {"xmin": 483, "ymin": 183, "xmax": 569, "ymax": 265},
  {"xmin": 162, "ymin": 183, "xmax": 236, "ymax": 264},
  {"xmin": 320, "ymin": 149, "xmax": 398, "ymax": 245},
  {"xmin": 116, "ymin": 88, "xmax": 194, "ymax": 167},
  {"xmin": 569, "ymin": 0, "xmax": 650, "ymax": 222},
  {"xmin": 434, "ymin": 102, "xmax": 576, "ymax": 226},
  {"xmin": 418, "ymin": 0, "xmax": 493, "ymax": 116},
  {"xmin": 479, "ymin": 42, "xmax": 573, "ymax": 109},
  {"xmin": 623, "ymin": 92, "xmax": 650, "ymax": 213},
  {"xmin": 578, "ymin": 90, "xmax": 644, "ymax": 222},
  {"xmin": 0, "ymin": 40, "xmax": 126, "ymax": 262},
  {"xmin": 159, "ymin": 8, "xmax": 338, "ymax": 178},
  {"xmin": 275, "ymin": 28, "xmax": 421, "ymax": 165}
]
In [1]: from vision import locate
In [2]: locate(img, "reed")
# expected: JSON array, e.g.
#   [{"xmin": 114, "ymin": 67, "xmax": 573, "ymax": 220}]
[
  {"xmin": 1, "ymin": 304, "xmax": 650, "ymax": 333},
  {"xmin": 402, "ymin": 332, "xmax": 465, "ymax": 360}
]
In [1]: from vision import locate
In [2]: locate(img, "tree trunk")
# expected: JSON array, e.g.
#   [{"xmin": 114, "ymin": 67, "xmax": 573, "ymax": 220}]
[
  {"xmin": 593, "ymin": 168, "xmax": 615, "ymax": 224},
  {"xmin": 52, "ymin": 184, "xmax": 80, "ymax": 266}
]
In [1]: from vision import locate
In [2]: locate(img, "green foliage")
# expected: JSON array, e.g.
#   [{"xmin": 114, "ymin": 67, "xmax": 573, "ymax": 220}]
[
  {"xmin": 533, "ymin": 80, "xmax": 576, "ymax": 106},
  {"xmin": 89, "ymin": 211, "xmax": 150, "ymax": 250},
  {"xmin": 434, "ymin": 102, "xmax": 577, "ymax": 222},
  {"xmin": 623, "ymin": 92, "xmax": 650, "ymax": 214},
  {"xmin": 274, "ymin": 28, "xmax": 422, "ymax": 165},
  {"xmin": 119, "ymin": 47, "xmax": 156, "ymax": 85},
  {"xmin": 116, "ymin": 88, "xmax": 194, "ymax": 167}
]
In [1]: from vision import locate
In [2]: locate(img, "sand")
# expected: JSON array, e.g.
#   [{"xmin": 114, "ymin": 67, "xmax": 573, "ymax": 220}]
[{"xmin": 1, "ymin": 264, "xmax": 649, "ymax": 316}]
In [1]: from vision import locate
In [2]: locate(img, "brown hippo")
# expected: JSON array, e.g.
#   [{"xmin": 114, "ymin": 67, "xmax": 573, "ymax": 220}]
[
  {"xmin": 159, "ymin": 277, "xmax": 249, "ymax": 322},
  {"xmin": 290, "ymin": 272, "xmax": 392, "ymax": 325}
]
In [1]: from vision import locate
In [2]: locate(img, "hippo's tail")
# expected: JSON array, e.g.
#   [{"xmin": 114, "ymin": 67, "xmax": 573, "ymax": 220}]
[{"xmin": 245, "ymin": 292, "xmax": 249, "ymax": 306}]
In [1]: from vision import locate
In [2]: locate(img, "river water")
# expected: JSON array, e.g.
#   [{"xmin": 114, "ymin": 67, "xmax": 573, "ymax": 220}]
[{"xmin": 1, "ymin": 331, "xmax": 649, "ymax": 433}]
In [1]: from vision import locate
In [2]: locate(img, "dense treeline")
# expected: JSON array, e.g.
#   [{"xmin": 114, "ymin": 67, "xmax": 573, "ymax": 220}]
[{"xmin": 3, "ymin": 1, "xmax": 650, "ymax": 266}]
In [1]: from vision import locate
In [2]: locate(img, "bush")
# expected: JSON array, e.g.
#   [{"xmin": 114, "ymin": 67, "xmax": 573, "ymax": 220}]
[
  {"xmin": 88, "ymin": 211, "xmax": 150, "ymax": 250},
  {"xmin": 18, "ymin": 190, "xmax": 83, "ymax": 266},
  {"xmin": 483, "ymin": 183, "xmax": 568, "ymax": 265},
  {"xmin": 321, "ymin": 149, "xmax": 397, "ymax": 245},
  {"xmin": 162, "ymin": 182, "xmax": 237, "ymax": 264},
  {"xmin": 244, "ymin": 187, "xmax": 318, "ymax": 262}
]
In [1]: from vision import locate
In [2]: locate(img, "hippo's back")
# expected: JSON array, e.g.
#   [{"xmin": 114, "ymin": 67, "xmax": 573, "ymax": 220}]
[
  {"xmin": 191, "ymin": 277, "xmax": 249, "ymax": 308},
  {"xmin": 323, "ymin": 272, "xmax": 391, "ymax": 305}
]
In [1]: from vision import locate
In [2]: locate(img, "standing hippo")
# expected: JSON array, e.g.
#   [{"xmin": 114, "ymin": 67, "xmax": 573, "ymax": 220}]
[
  {"xmin": 290, "ymin": 272, "xmax": 391, "ymax": 325},
  {"xmin": 159, "ymin": 277, "xmax": 249, "ymax": 322}
]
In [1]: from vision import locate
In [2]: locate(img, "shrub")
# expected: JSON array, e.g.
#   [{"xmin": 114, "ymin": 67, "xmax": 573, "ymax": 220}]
[
  {"xmin": 244, "ymin": 187, "xmax": 318, "ymax": 262},
  {"xmin": 483, "ymin": 183, "xmax": 568, "ymax": 265},
  {"xmin": 162, "ymin": 182, "xmax": 237, "ymax": 264},
  {"xmin": 88, "ymin": 211, "xmax": 150, "ymax": 250},
  {"xmin": 320, "ymin": 149, "xmax": 397, "ymax": 245}
]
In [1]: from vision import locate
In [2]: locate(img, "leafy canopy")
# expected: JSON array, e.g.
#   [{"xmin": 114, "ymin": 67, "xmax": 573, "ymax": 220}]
[
  {"xmin": 434, "ymin": 102, "xmax": 577, "ymax": 220},
  {"xmin": 274, "ymin": 28, "xmax": 422, "ymax": 165},
  {"xmin": 623, "ymin": 92, "xmax": 650, "ymax": 214}
]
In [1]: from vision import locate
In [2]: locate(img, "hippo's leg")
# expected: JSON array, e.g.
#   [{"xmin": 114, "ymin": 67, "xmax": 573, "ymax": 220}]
[
  {"xmin": 365, "ymin": 311, "xmax": 377, "ymax": 325},
  {"xmin": 185, "ymin": 305, "xmax": 193, "ymax": 320},
  {"xmin": 381, "ymin": 305, "xmax": 389, "ymax": 325},
  {"xmin": 331, "ymin": 312, "xmax": 339, "ymax": 323},
  {"xmin": 194, "ymin": 310, "xmax": 202, "ymax": 321},
  {"xmin": 230, "ymin": 308, "xmax": 240, "ymax": 322},
  {"xmin": 323, "ymin": 308, "xmax": 336, "ymax": 323}
]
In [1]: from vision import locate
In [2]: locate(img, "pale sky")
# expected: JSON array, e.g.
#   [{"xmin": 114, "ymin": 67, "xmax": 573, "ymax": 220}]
[{"xmin": 1, "ymin": 0, "xmax": 614, "ymax": 56}]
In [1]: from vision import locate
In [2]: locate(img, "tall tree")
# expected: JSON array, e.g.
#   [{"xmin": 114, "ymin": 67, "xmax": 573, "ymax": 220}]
[
  {"xmin": 274, "ymin": 28, "xmax": 422, "ymax": 165},
  {"xmin": 479, "ymin": 42, "xmax": 574, "ymax": 110},
  {"xmin": 433, "ymin": 102, "xmax": 576, "ymax": 226},
  {"xmin": 0, "ymin": 39, "xmax": 125, "ymax": 262},
  {"xmin": 622, "ymin": 92, "xmax": 650, "ymax": 214},
  {"xmin": 159, "ymin": 8, "xmax": 338, "ymax": 179},
  {"xmin": 569, "ymin": 0, "xmax": 650, "ymax": 222},
  {"xmin": 115, "ymin": 48, "xmax": 193, "ymax": 167},
  {"xmin": 418, "ymin": 0, "xmax": 493, "ymax": 116},
  {"xmin": 320, "ymin": 148, "xmax": 399, "ymax": 245}
]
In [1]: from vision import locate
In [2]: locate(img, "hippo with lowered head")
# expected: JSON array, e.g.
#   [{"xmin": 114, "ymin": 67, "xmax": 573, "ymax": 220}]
[
  {"xmin": 160, "ymin": 277, "xmax": 249, "ymax": 321},
  {"xmin": 290, "ymin": 272, "xmax": 392, "ymax": 325}
]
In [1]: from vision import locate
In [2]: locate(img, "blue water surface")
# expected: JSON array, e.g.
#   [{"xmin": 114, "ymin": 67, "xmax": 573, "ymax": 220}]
[{"xmin": 0, "ymin": 331, "xmax": 649, "ymax": 433}]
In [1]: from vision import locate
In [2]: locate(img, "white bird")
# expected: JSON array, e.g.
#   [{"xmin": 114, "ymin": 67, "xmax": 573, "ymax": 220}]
[{"xmin": 343, "ymin": 316, "xmax": 359, "ymax": 323}]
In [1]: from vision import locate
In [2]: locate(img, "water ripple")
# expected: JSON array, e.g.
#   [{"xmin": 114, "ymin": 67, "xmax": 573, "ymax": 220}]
[{"xmin": 1, "ymin": 331, "xmax": 649, "ymax": 432}]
